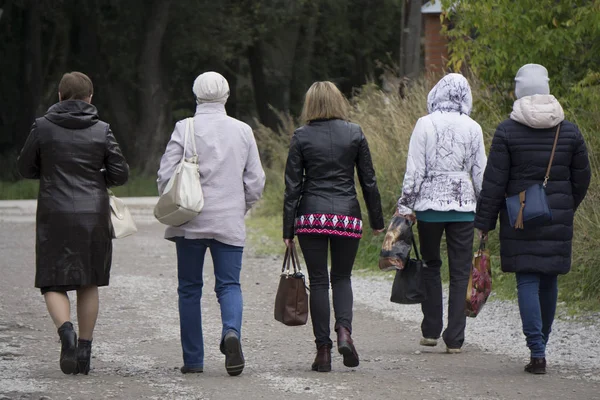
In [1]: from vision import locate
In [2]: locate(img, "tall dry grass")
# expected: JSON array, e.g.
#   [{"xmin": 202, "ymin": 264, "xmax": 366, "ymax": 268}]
[{"xmin": 254, "ymin": 78, "xmax": 600, "ymax": 308}]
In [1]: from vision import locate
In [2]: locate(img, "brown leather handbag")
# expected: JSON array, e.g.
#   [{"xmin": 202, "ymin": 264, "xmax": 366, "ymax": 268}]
[{"xmin": 274, "ymin": 242, "xmax": 309, "ymax": 326}]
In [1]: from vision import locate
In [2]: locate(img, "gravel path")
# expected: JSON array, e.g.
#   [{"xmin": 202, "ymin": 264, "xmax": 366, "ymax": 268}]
[{"xmin": 0, "ymin": 199, "xmax": 599, "ymax": 400}]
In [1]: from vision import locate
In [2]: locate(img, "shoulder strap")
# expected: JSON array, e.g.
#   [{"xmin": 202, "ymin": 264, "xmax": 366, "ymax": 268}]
[
  {"xmin": 188, "ymin": 117, "xmax": 197, "ymax": 157},
  {"xmin": 180, "ymin": 117, "xmax": 198, "ymax": 163},
  {"xmin": 180, "ymin": 119, "xmax": 190, "ymax": 163},
  {"xmin": 543, "ymin": 123, "xmax": 561, "ymax": 188}
]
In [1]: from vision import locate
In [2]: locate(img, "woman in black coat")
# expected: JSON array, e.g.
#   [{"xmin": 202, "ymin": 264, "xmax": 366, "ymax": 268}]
[
  {"xmin": 17, "ymin": 72, "xmax": 129, "ymax": 375},
  {"xmin": 283, "ymin": 81, "xmax": 385, "ymax": 372},
  {"xmin": 475, "ymin": 64, "xmax": 590, "ymax": 374}
]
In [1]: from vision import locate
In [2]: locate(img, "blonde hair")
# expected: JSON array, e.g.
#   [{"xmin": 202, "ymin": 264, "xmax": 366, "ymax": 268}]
[{"xmin": 300, "ymin": 81, "xmax": 350, "ymax": 123}]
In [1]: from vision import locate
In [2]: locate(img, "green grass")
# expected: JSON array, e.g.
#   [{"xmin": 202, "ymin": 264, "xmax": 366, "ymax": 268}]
[
  {"xmin": 0, "ymin": 180, "xmax": 40, "ymax": 200},
  {"xmin": 246, "ymin": 214, "xmax": 286, "ymax": 257},
  {"xmin": 0, "ymin": 175, "xmax": 158, "ymax": 200}
]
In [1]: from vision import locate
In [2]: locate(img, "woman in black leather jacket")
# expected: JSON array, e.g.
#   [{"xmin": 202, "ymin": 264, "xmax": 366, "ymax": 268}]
[
  {"xmin": 283, "ymin": 81, "xmax": 385, "ymax": 372},
  {"xmin": 17, "ymin": 72, "xmax": 129, "ymax": 375}
]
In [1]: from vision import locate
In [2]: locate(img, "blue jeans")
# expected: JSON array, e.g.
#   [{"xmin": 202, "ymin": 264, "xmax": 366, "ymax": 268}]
[
  {"xmin": 175, "ymin": 238, "xmax": 244, "ymax": 368},
  {"xmin": 516, "ymin": 272, "xmax": 558, "ymax": 358}
]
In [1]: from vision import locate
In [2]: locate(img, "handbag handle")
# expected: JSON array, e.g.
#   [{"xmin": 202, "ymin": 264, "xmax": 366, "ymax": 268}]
[
  {"xmin": 181, "ymin": 117, "xmax": 198, "ymax": 163},
  {"xmin": 281, "ymin": 241, "xmax": 303, "ymax": 275},
  {"xmin": 543, "ymin": 123, "xmax": 561, "ymax": 188},
  {"xmin": 290, "ymin": 242, "xmax": 303, "ymax": 273},
  {"xmin": 411, "ymin": 229, "xmax": 421, "ymax": 260},
  {"xmin": 281, "ymin": 246, "xmax": 292, "ymax": 274}
]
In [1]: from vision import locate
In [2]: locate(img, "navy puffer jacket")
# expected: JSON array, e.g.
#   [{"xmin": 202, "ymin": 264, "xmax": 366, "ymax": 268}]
[{"xmin": 475, "ymin": 95, "xmax": 590, "ymax": 275}]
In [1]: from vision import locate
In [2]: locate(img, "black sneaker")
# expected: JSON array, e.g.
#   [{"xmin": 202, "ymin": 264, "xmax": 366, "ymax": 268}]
[
  {"xmin": 180, "ymin": 365, "xmax": 204, "ymax": 374},
  {"xmin": 222, "ymin": 331, "xmax": 244, "ymax": 377},
  {"xmin": 525, "ymin": 357, "xmax": 547, "ymax": 374}
]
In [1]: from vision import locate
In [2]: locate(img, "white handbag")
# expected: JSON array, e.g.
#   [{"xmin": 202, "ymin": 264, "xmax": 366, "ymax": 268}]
[
  {"xmin": 154, "ymin": 117, "xmax": 204, "ymax": 226},
  {"xmin": 108, "ymin": 190, "xmax": 138, "ymax": 239}
]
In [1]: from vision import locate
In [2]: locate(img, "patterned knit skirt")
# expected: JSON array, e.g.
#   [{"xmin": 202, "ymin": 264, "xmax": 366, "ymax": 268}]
[{"xmin": 295, "ymin": 213, "xmax": 363, "ymax": 238}]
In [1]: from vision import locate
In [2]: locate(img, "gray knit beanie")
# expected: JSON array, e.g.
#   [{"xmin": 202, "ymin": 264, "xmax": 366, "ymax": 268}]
[{"xmin": 514, "ymin": 64, "xmax": 550, "ymax": 99}]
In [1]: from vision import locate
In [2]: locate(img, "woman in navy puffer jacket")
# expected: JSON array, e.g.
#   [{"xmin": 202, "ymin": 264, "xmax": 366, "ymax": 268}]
[{"xmin": 475, "ymin": 64, "xmax": 591, "ymax": 375}]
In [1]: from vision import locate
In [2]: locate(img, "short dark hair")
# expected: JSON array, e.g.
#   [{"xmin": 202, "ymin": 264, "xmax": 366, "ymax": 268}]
[{"xmin": 58, "ymin": 72, "xmax": 93, "ymax": 101}]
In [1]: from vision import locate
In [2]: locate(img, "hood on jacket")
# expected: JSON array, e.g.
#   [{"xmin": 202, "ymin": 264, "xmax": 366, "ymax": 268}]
[
  {"xmin": 44, "ymin": 100, "xmax": 99, "ymax": 130},
  {"xmin": 427, "ymin": 73, "xmax": 473, "ymax": 115},
  {"xmin": 510, "ymin": 94, "xmax": 565, "ymax": 129}
]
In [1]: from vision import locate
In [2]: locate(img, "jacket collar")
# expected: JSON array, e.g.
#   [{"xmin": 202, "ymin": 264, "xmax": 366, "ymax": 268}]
[{"xmin": 195, "ymin": 102, "xmax": 227, "ymax": 115}]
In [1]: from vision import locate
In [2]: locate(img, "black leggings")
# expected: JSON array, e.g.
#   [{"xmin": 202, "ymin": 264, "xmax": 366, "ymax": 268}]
[{"xmin": 297, "ymin": 234, "xmax": 360, "ymax": 348}]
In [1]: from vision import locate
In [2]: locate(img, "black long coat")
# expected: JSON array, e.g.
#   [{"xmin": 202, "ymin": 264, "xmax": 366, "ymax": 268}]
[
  {"xmin": 283, "ymin": 119, "xmax": 385, "ymax": 239},
  {"xmin": 474, "ymin": 119, "xmax": 590, "ymax": 275},
  {"xmin": 17, "ymin": 100, "xmax": 129, "ymax": 289}
]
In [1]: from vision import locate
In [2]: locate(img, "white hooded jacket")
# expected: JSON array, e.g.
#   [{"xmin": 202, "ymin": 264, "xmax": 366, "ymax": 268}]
[{"xmin": 397, "ymin": 74, "xmax": 487, "ymax": 215}]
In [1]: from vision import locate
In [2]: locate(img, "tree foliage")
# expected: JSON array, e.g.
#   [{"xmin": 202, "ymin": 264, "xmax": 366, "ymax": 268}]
[
  {"xmin": 0, "ymin": 0, "xmax": 403, "ymax": 178},
  {"xmin": 441, "ymin": 0, "xmax": 600, "ymax": 100}
]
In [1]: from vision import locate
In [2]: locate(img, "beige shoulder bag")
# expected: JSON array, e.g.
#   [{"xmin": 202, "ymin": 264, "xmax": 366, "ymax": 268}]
[
  {"xmin": 154, "ymin": 118, "xmax": 205, "ymax": 226},
  {"xmin": 108, "ymin": 190, "xmax": 138, "ymax": 239}
]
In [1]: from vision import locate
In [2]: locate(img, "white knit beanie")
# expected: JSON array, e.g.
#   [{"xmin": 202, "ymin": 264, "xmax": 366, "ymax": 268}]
[
  {"xmin": 514, "ymin": 64, "xmax": 550, "ymax": 99},
  {"xmin": 192, "ymin": 71, "xmax": 230, "ymax": 104}
]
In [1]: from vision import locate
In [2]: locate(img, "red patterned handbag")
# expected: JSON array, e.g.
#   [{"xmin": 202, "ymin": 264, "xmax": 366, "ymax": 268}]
[{"xmin": 465, "ymin": 239, "xmax": 492, "ymax": 317}]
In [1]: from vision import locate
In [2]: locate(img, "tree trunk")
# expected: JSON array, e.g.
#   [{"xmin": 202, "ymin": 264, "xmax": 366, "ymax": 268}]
[
  {"xmin": 248, "ymin": 2, "xmax": 302, "ymax": 131},
  {"xmin": 291, "ymin": 2, "xmax": 319, "ymax": 113},
  {"xmin": 223, "ymin": 59, "xmax": 240, "ymax": 118},
  {"xmin": 248, "ymin": 42, "xmax": 279, "ymax": 130},
  {"xmin": 399, "ymin": 0, "xmax": 424, "ymax": 79},
  {"xmin": 17, "ymin": 0, "xmax": 42, "ymax": 147},
  {"xmin": 137, "ymin": 0, "xmax": 173, "ymax": 175}
]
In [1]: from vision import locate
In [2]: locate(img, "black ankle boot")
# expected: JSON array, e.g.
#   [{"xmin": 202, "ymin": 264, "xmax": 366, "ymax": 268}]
[
  {"xmin": 76, "ymin": 339, "xmax": 93, "ymax": 375},
  {"xmin": 525, "ymin": 357, "xmax": 546, "ymax": 374},
  {"xmin": 57, "ymin": 322, "xmax": 78, "ymax": 374}
]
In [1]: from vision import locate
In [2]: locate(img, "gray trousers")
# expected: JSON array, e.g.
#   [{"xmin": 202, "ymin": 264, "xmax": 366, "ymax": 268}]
[{"xmin": 417, "ymin": 221, "xmax": 474, "ymax": 349}]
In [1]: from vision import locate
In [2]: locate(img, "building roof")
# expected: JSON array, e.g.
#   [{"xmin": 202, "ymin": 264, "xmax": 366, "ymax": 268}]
[{"xmin": 421, "ymin": 0, "xmax": 447, "ymax": 14}]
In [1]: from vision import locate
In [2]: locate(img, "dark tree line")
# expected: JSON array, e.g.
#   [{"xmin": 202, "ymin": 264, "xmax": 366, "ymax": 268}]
[{"xmin": 0, "ymin": 0, "xmax": 422, "ymax": 178}]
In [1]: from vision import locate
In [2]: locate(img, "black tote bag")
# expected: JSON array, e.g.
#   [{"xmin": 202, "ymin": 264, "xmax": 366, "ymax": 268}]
[{"xmin": 390, "ymin": 231, "xmax": 427, "ymax": 305}]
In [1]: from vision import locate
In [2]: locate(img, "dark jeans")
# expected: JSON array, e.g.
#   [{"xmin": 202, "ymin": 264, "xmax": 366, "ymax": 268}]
[
  {"xmin": 297, "ymin": 235, "xmax": 360, "ymax": 349},
  {"xmin": 516, "ymin": 272, "xmax": 558, "ymax": 358},
  {"xmin": 417, "ymin": 221, "xmax": 474, "ymax": 349},
  {"xmin": 175, "ymin": 238, "xmax": 244, "ymax": 368}
]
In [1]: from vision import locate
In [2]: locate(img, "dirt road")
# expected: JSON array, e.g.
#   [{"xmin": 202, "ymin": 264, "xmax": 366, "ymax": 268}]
[{"xmin": 1, "ymin": 200, "xmax": 598, "ymax": 400}]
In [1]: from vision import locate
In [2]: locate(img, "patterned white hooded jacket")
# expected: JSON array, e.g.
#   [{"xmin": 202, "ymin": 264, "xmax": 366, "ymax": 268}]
[{"xmin": 397, "ymin": 74, "xmax": 487, "ymax": 215}]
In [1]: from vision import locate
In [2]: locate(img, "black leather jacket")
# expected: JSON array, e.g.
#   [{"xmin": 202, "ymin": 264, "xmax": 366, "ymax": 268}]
[
  {"xmin": 283, "ymin": 119, "xmax": 384, "ymax": 239},
  {"xmin": 17, "ymin": 100, "xmax": 129, "ymax": 288}
]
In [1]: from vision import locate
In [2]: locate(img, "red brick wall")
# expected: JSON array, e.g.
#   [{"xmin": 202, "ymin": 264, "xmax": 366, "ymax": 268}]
[{"xmin": 424, "ymin": 13, "xmax": 448, "ymax": 78}]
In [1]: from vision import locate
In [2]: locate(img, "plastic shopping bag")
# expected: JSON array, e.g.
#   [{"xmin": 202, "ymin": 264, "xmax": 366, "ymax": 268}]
[
  {"xmin": 465, "ymin": 239, "xmax": 492, "ymax": 317},
  {"xmin": 379, "ymin": 215, "xmax": 414, "ymax": 271}
]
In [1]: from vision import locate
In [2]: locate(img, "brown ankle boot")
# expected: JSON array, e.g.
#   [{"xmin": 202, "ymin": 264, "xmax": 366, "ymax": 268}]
[
  {"xmin": 311, "ymin": 345, "xmax": 331, "ymax": 372},
  {"xmin": 337, "ymin": 326, "xmax": 359, "ymax": 368}
]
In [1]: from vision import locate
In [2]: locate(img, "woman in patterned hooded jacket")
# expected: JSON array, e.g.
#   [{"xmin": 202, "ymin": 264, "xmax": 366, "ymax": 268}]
[{"xmin": 396, "ymin": 73, "xmax": 487, "ymax": 353}]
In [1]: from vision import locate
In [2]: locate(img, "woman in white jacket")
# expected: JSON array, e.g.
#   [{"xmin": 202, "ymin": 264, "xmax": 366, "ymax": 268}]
[
  {"xmin": 397, "ymin": 73, "xmax": 487, "ymax": 353},
  {"xmin": 157, "ymin": 72, "xmax": 265, "ymax": 376}
]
